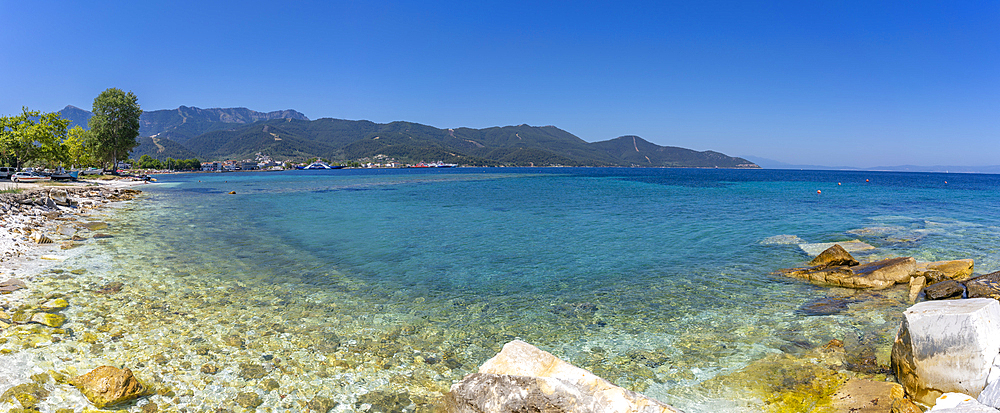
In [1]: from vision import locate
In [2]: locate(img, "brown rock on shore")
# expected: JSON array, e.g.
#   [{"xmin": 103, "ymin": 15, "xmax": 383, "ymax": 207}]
[{"xmin": 70, "ymin": 366, "xmax": 150, "ymax": 408}]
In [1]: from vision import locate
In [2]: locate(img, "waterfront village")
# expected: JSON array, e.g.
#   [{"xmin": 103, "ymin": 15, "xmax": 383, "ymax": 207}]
[{"xmin": 197, "ymin": 153, "xmax": 406, "ymax": 172}]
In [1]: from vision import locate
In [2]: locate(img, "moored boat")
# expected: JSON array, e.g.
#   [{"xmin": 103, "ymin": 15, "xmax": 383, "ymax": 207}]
[
  {"xmin": 10, "ymin": 172, "xmax": 51, "ymax": 183},
  {"xmin": 302, "ymin": 161, "xmax": 344, "ymax": 170}
]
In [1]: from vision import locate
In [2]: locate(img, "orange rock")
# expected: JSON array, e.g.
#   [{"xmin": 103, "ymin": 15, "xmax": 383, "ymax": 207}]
[{"xmin": 71, "ymin": 366, "xmax": 149, "ymax": 408}]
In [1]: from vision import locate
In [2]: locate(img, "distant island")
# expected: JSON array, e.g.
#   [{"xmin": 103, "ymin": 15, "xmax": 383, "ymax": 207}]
[{"xmin": 59, "ymin": 105, "xmax": 759, "ymax": 168}]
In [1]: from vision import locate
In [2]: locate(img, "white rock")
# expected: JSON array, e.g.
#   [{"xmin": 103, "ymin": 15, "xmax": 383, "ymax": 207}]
[
  {"xmin": 446, "ymin": 340, "xmax": 684, "ymax": 413},
  {"xmin": 892, "ymin": 299, "xmax": 1000, "ymax": 406},
  {"xmin": 930, "ymin": 392, "xmax": 999, "ymax": 412},
  {"xmin": 980, "ymin": 380, "xmax": 1000, "ymax": 409}
]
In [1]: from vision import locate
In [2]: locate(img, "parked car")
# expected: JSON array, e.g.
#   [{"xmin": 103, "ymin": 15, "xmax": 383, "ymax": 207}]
[
  {"xmin": 0, "ymin": 167, "xmax": 15, "ymax": 179},
  {"xmin": 10, "ymin": 171, "xmax": 51, "ymax": 183}
]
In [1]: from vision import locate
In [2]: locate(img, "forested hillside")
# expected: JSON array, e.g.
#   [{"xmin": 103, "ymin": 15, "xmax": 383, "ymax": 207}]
[{"xmin": 58, "ymin": 105, "xmax": 758, "ymax": 168}]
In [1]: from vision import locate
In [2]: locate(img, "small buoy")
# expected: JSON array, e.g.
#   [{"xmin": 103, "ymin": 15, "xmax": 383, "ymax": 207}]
[
  {"xmin": 865, "ymin": 179, "xmax": 869, "ymax": 182},
  {"xmin": 228, "ymin": 191, "xmax": 236, "ymax": 194},
  {"xmin": 945, "ymin": 181, "xmax": 948, "ymax": 184},
  {"xmin": 817, "ymin": 190, "xmax": 822, "ymax": 194},
  {"xmin": 838, "ymin": 182, "xmax": 841, "ymax": 186}
]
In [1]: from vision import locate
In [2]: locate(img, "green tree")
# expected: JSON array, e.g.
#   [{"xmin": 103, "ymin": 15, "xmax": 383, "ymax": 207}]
[
  {"xmin": 63, "ymin": 125, "xmax": 97, "ymax": 167},
  {"xmin": 0, "ymin": 107, "xmax": 70, "ymax": 169},
  {"xmin": 89, "ymin": 88, "xmax": 141, "ymax": 172}
]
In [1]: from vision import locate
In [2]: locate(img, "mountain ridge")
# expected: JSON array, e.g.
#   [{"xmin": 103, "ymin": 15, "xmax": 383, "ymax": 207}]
[{"xmin": 58, "ymin": 105, "xmax": 758, "ymax": 168}]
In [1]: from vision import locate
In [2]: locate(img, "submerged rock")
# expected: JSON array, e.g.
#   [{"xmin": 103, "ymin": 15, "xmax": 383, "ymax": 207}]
[
  {"xmin": 0, "ymin": 278, "xmax": 26, "ymax": 294},
  {"xmin": 829, "ymin": 379, "xmax": 904, "ymax": 412},
  {"xmin": 30, "ymin": 312, "xmax": 66, "ymax": 328},
  {"xmin": 891, "ymin": 299, "xmax": 1000, "ymax": 406},
  {"xmin": 235, "ymin": 392, "xmax": 262, "ymax": 409},
  {"xmin": 80, "ymin": 221, "xmax": 109, "ymax": 231},
  {"xmin": 96, "ymin": 281, "xmax": 124, "ymax": 294},
  {"xmin": 445, "ymin": 340, "xmax": 683, "ymax": 413},
  {"xmin": 797, "ymin": 297, "xmax": 854, "ymax": 316},
  {"xmin": 0, "ymin": 382, "xmax": 50, "ymax": 409},
  {"xmin": 71, "ymin": 366, "xmax": 149, "ymax": 408},
  {"xmin": 798, "ymin": 240, "xmax": 875, "ymax": 256}
]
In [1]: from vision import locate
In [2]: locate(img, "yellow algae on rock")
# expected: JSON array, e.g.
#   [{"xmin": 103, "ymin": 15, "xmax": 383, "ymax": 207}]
[
  {"xmin": 40, "ymin": 298, "xmax": 69, "ymax": 311},
  {"xmin": 30, "ymin": 312, "xmax": 66, "ymax": 327},
  {"xmin": 697, "ymin": 343, "xmax": 851, "ymax": 413}
]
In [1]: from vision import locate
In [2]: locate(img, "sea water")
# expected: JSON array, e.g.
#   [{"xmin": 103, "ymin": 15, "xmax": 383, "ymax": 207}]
[{"xmin": 16, "ymin": 168, "xmax": 1000, "ymax": 412}]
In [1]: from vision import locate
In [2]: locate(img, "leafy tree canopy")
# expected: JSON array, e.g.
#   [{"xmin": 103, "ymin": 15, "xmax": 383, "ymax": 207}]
[
  {"xmin": 89, "ymin": 88, "xmax": 141, "ymax": 170},
  {"xmin": 0, "ymin": 107, "xmax": 70, "ymax": 168}
]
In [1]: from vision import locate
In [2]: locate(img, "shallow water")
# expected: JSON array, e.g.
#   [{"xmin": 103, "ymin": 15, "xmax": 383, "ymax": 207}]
[{"xmin": 5, "ymin": 168, "xmax": 1000, "ymax": 412}]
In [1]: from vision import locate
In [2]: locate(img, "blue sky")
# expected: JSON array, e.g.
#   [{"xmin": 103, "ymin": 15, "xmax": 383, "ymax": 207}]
[{"xmin": 1, "ymin": 1, "xmax": 997, "ymax": 167}]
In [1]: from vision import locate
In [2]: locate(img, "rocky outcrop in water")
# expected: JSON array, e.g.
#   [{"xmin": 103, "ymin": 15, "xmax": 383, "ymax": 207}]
[
  {"xmin": 779, "ymin": 245, "xmax": 979, "ymax": 297},
  {"xmin": 445, "ymin": 340, "xmax": 684, "ymax": 413}
]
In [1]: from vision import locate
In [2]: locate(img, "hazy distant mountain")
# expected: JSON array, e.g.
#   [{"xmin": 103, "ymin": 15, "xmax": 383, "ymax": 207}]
[
  {"xmin": 139, "ymin": 106, "xmax": 309, "ymax": 143},
  {"xmin": 58, "ymin": 105, "xmax": 94, "ymax": 130},
  {"xmin": 744, "ymin": 155, "xmax": 1000, "ymax": 174},
  {"xmin": 742, "ymin": 156, "xmax": 859, "ymax": 170},
  {"xmin": 57, "ymin": 105, "xmax": 309, "ymax": 142}
]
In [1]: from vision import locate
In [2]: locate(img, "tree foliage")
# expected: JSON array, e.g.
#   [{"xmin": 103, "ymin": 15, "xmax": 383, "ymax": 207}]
[
  {"xmin": 89, "ymin": 88, "xmax": 141, "ymax": 170},
  {"xmin": 0, "ymin": 107, "xmax": 70, "ymax": 168},
  {"xmin": 63, "ymin": 125, "xmax": 98, "ymax": 167}
]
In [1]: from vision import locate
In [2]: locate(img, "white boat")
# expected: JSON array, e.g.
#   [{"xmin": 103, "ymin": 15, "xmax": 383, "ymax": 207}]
[
  {"xmin": 301, "ymin": 161, "xmax": 344, "ymax": 170},
  {"xmin": 10, "ymin": 172, "xmax": 51, "ymax": 183}
]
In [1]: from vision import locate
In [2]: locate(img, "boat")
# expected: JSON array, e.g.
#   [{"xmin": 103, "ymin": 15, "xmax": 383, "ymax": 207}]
[
  {"xmin": 78, "ymin": 168, "xmax": 103, "ymax": 176},
  {"xmin": 302, "ymin": 161, "xmax": 345, "ymax": 170},
  {"xmin": 411, "ymin": 162, "xmax": 457, "ymax": 168},
  {"xmin": 49, "ymin": 167, "xmax": 78, "ymax": 181},
  {"xmin": 10, "ymin": 172, "xmax": 51, "ymax": 183}
]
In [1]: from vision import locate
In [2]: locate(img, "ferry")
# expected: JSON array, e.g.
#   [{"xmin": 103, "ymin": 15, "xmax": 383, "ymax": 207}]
[{"xmin": 300, "ymin": 161, "xmax": 345, "ymax": 170}]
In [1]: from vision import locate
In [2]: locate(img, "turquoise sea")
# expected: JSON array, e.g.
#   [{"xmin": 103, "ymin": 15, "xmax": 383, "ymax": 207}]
[{"xmin": 56, "ymin": 168, "xmax": 1000, "ymax": 411}]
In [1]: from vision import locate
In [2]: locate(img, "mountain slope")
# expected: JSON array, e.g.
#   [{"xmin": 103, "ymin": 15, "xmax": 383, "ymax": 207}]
[
  {"xmin": 57, "ymin": 105, "xmax": 309, "ymax": 142},
  {"xmin": 131, "ymin": 137, "xmax": 200, "ymax": 160},
  {"xmin": 57, "ymin": 104, "xmax": 758, "ymax": 167},
  {"xmin": 592, "ymin": 135, "xmax": 757, "ymax": 168}
]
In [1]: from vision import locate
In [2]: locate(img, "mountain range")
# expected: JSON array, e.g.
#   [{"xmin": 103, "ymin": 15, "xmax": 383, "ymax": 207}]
[{"xmin": 57, "ymin": 105, "xmax": 759, "ymax": 168}]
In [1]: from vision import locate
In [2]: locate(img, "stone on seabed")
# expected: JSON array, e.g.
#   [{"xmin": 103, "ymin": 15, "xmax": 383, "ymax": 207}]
[
  {"xmin": 891, "ymin": 299, "xmax": 1000, "ymax": 406},
  {"xmin": 445, "ymin": 340, "xmax": 684, "ymax": 413},
  {"xmin": 30, "ymin": 312, "xmax": 66, "ymax": 328},
  {"xmin": 70, "ymin": 366, "xmax": 149, "ymax": 408}
]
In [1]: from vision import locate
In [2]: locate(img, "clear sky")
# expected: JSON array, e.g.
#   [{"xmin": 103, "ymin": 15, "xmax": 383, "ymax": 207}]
[{"xmin": 2, "ymin": 1, "xmax": 997, "ymax": 167}]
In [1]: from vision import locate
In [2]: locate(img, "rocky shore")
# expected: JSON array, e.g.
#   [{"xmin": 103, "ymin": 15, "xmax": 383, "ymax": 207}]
[
  {"xmin": 775, "ymin": 243, "xmax": 1000, "ymax": 412},
  {"xmin": 1, "ymin": 184, "xmax": 149, "ymax": 411}
]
